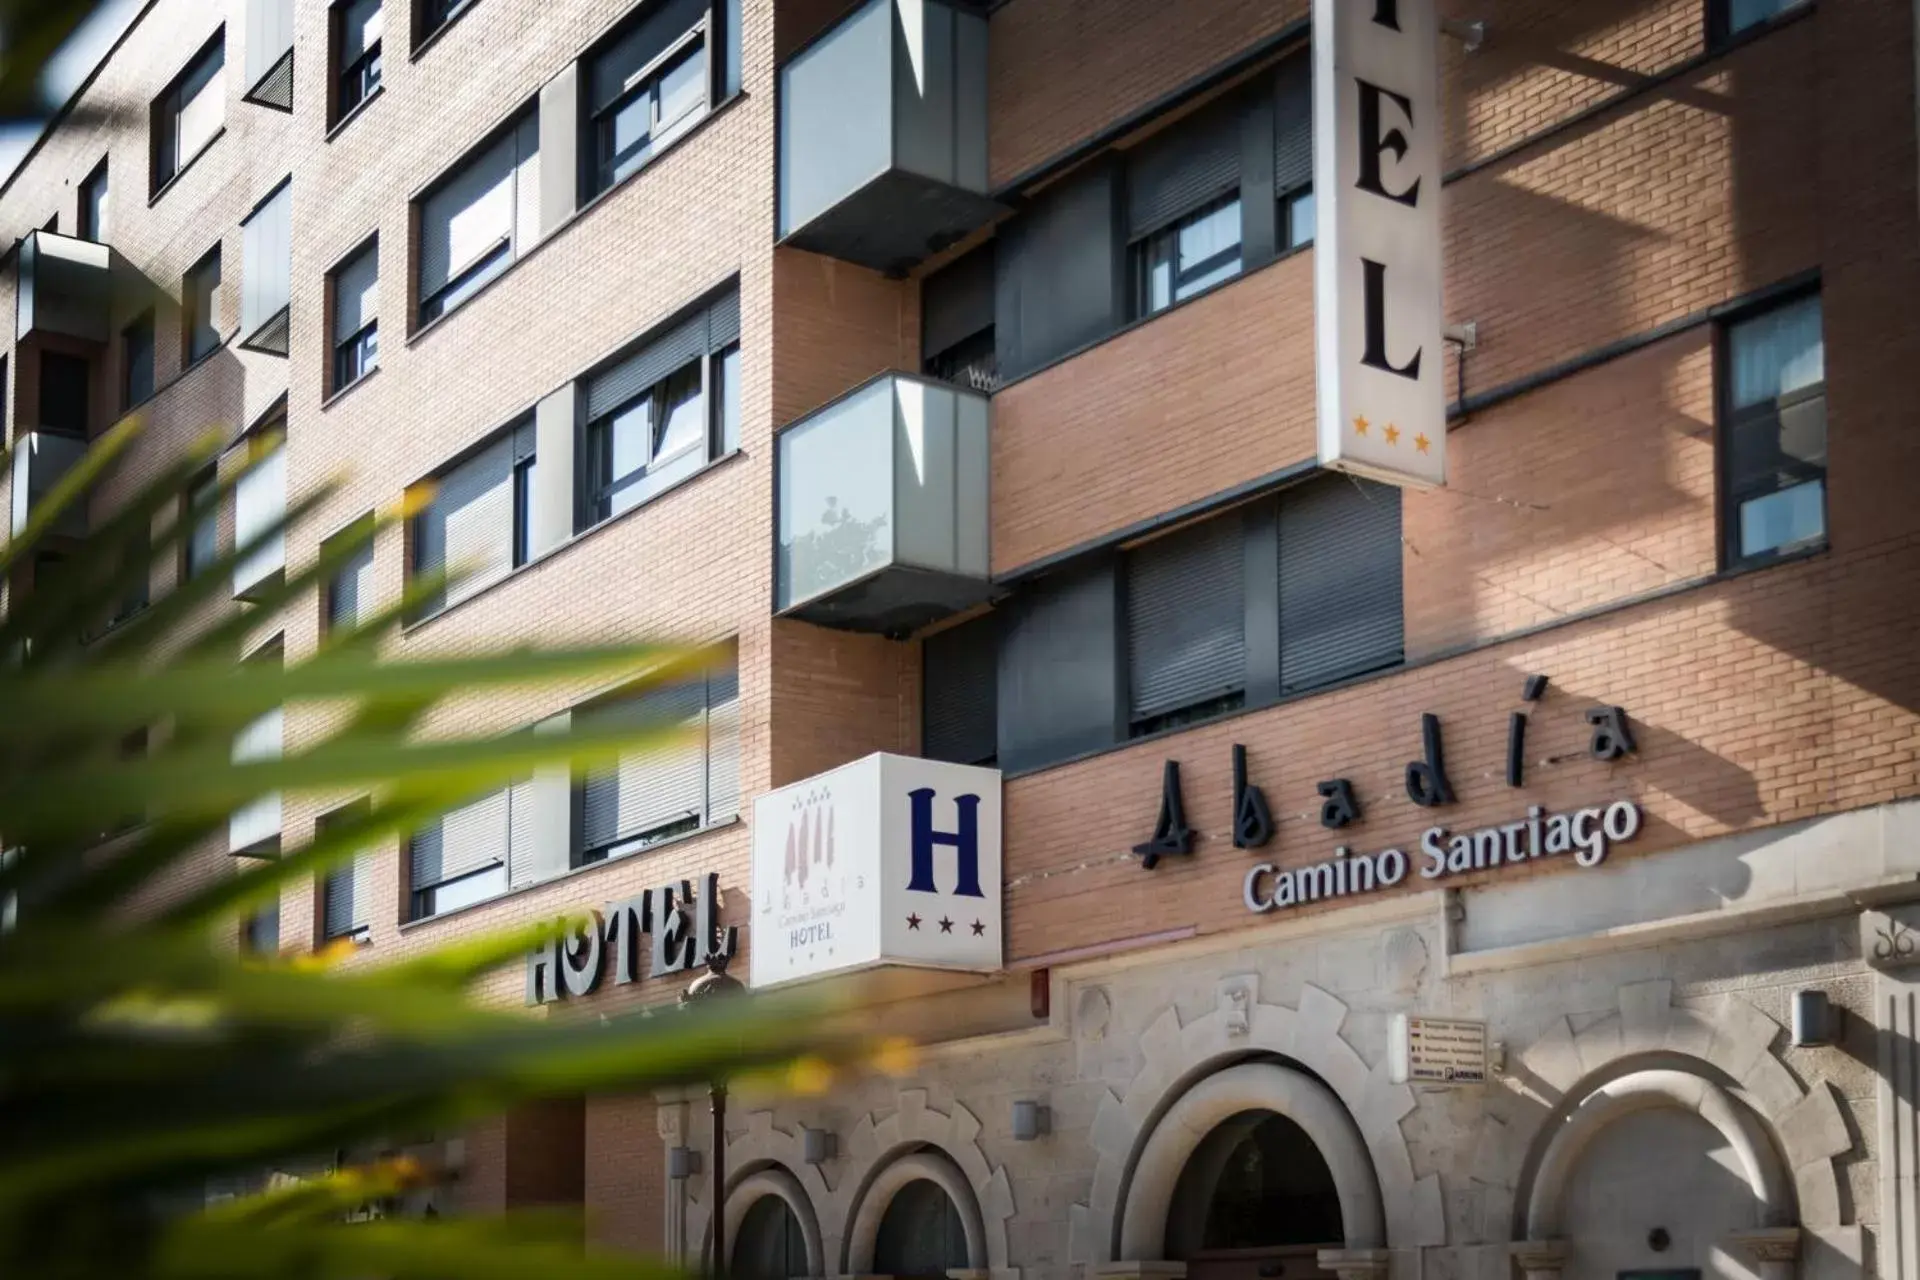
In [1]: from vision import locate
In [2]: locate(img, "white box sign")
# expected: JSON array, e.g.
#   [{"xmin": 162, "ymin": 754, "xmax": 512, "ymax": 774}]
[
  {"xmin": 750, "ymin": 753, "xmax": 1003, "ymax": 989},
  {"xmin": 1313, "ymin": 0, "xmax": 1446, "ymax": 488},
  {"xmin": 1389, "ymin": 1013, "xmax": 1487, "ymax": 1085}
]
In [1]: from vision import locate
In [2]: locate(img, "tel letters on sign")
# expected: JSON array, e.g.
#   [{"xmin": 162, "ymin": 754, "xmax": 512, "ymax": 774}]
[{"xmin": 1313, "ymin": 0, "xmax": 1446, "ymax": 488}]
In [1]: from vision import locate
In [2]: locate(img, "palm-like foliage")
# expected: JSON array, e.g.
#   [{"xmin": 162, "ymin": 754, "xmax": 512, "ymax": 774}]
[{"xmin": 0, "ymin": 421, "xmax": 873, "ymax": 1278}]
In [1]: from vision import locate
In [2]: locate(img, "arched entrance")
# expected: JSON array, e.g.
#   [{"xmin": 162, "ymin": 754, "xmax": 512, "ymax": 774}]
[
  {"xmin": 844, "ymin": 1148, "xmax": 988, "ymax": 1279},
  {"xmin": 1166, "ymin": 1110, "xmax": 1345, "ymax": 1280},
  {"xmin": 1115, "ymin": 1060, "xmax": 1386, "ymax": 1273},
  {"xmin": 705, "ymin": 1166, "xmax": 825, "ymax": 1280}
]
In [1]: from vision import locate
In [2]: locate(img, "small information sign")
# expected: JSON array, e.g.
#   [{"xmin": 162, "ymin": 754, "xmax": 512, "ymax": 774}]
[{"xmin": 1388, "ymin": 1013, "xmax": 1488, "ymax": 1085}]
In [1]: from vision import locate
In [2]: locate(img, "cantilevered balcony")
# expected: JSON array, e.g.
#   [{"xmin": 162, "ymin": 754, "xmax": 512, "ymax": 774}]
[
  {"xmin": 777, "ymin": 0, "xmax": 1003, "ymax": 274},
  {"xmin": 15, "ymin": 230, "xmax": 113, "ymax": 344},
  {"xmin": 10, "ymin": 430, "xmax": 87, "ymax": 539},
  {"xmin": 777, "ymin": 373, "xmax": 989, "ymax": 635}
]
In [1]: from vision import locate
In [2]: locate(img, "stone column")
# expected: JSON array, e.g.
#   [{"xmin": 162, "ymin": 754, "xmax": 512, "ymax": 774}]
[
  {"xmin": 1864, "ymin": 903, "xmax": 1920, "ymax": 1280},
  {"xmin": 1728, "ymin": 1227, "xmax": 1800, "ymax": 1280},
  {"xmin": 659, "ymin": 1098, "xmax": 690, "ymax": 1265},
  {"xmin": 1508, "ymin": 1240, "xmax": 1568, "ymax": 1280},
  {"xmin": 1316, "ymin": 1249, "xmax": 1391, "ymax": 1280}
]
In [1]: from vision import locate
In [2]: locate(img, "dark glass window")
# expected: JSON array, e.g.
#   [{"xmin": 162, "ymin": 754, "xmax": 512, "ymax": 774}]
[
  {"xmin": 1722, "ymin": 292, "xmax": 1825, "ymax": 565},
  {"xmin": 588, "ymin": 0, "xmax": 708, "ymax": 197},
  {"xmin": 123, "ymin": 313, "xmax": 156, "ymax": 408},
  {"xmin": 334, "ymin": 0, "xmax": 383, "ymax": 121},
  {"xmin": 412, "ymin": 862, "xmax": 506, "ymax": 920},
  {"xmin": 1134, "ymin": 195, "xmax": 1243, "ymax": 318},
  {"xmin": 873, "ymin": 1181, "xmax": 967, "ymax": 1280},
  {"xmin": 418, "ymin": 0, "xmax": 476, "ymax": 44},
  {"xmin": 40, "ymin": 351, "xmax": 91, "ymax": 434},
  {"xmin": 512, "ymin": 453, "xmax": 537, "ymax": 567},
  {"xmin": 1712, "ymin": 0, "xmax": 1805, "ymax": 45},
  {"xmin": 154, "ymin": 34, "xmax": 225, "ymax": 191},
  {"xmin": 586, "ymin": 361, "xmax": 705, "ymax": 524},
  {"xmin": 330, "ymin": 241, "xmax": 380, "ymax": 392},
  {"xmin": 79, "ymin": 162, "xmax": 109, "ymax": 242},
  {"xmin": 184, "ymin": 470, "xmax": 219, "ymax": 579},
  {"xmin": 242, "ymin": 900, "xmax": 281, "ymax": 955},
  {"xmin": 185, "ymin": 247, "xmax": 223, "ymax": 363},
  {"xmin": 734, "ymin": 1195, "xmax": 809, "ymax": 1280},
  {"xmin": 1166, "ymin": 1112, "xmax": 1343, "ymax": 1256}
]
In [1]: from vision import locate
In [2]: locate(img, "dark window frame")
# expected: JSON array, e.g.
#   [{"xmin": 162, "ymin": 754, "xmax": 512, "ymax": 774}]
[
  {"xmin": 1131, "ymin": 192, "xmax": 1245, "ymax": 320},
  {"xmin": 585, "ymin": 12, "xmax": 711, "ymax": 199},
  {"xmin": 581, "ymin": 353, "xmax": 713, "ymax": 528},
  {"xmin": 329, "ymin": 239, "xmax": 380, "ymax": 394},
  {"xmin": 121, "ymin": 311, "xmax": 156, "ymax": 409},
  {"xmin": 183, "ymin": 468, "xmax": 220, "ymax": 580},
  {"xmin": 151, "ymin": 30, "xmax": 227, "ymax": 196},
  {"xmin": 1716, "ymin": 286, "xmax": 1827, "ymax": 570},
  {"xmin": 406, "ymin": 419, "xmax": 536, "ymax": 619},
  {"xmin": 410, "ymin": 859, "xmax": 507, "ymax": 921},
  {"xmin": 332, "ymin": 0, "xmax": 384, "ymax": 123},
  {"xmin": 1706, "ymin": 0, "xmax": 1806, "ymax": 49},
  {"xmin": 183, "ymin": 245, "xmax": 224, "ymax": 365},
  {"xmin": 414, "ymin": 0, "xmax": 478, "ymax": 50},
  {"xmin": 417, "ymin": 238, "xmax": 511, "ymax": 324},
  {"xmin": 78, "ymin": 160, "xmax": 109, "ymax": 242}
]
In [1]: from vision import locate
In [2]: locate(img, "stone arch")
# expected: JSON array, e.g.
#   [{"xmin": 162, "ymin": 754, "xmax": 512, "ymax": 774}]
[
  {"xmin": 687, "ymin": 1111, "xmax": 833, "ymax": 1275},
  {"xmin": 701, "ymin": 1165, "xmax": 826, "ymax": 1279},
  {"xmin": 1069, "ymin": 978, "xmax": 1444, "ymax": 1268},
  {"xmin": 827, "ymin": 1086, "xmax": 1017, "ymax": 1279},
  {"xmin": 1490, "ymin": 980, "xmax": 1851, "ymax": 1240},
  {"xmin": 1118, "ymin": 1060, "xmax": 1386, "ymax": 1259},
  {"xmin": 1523, "ymin": 1069, "xmax": 1795, "ymax": 1239},
  {"xmin": 844, "ymin": 1147, "xmax": 988, "ymax": 1275}
]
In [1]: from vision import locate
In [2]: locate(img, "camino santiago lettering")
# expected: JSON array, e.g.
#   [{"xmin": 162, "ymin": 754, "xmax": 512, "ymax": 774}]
[{"xmin": 1244, "ymin": 799, "xmax": 1644, "ymax": 913}]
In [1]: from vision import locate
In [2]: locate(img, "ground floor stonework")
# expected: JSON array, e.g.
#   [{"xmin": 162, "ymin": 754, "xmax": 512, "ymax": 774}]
[{"xmin": 628, "ymin": 799, "xmax": 1920, "ymax": 1280}]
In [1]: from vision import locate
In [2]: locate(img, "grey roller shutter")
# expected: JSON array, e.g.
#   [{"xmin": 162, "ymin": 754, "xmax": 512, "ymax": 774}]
[
  {"xmin": 997, "ymin": 559, "xmax": 1122, "ymax": 773},
  {"xmin": 244, "ymin": 0, "xmax": 294, "ymax": 107},
  {"xmin": 579, "ymin": 678, "xmax": 709, "ymax": 852},
  {"xmin": 323, "ymin": 852, "xmax": 374, "ymax": 938},
  {"xmin": 416, "ymin": 435, "xmax": 514, "ymax": 607},
  {"xmin": 410, "ymin": 788, "xmax": 509, "ymax": 891},
  {"xmin": 994, "ymin": 159, "xmax": 1123, "ymax": 380},
  {"xmin": 1127, "ymin": 515, "xmax": 1245, "ymax": 722},
  {"xmin": 705, "ymin": 662, "xmax": 740, "ymax": 820},
  {"xmin": 419, "ymin": 113, "xmax": 538, "ymax": 302},
  {"xmin": 589, "ymin": 0, "xmax": 708, "ymax": 113},
  {"xmin": 923, "ymin": 612, "xmax": 997, "ymax": 765},
  {"xmin": 506, "ymin": 777, "xmax": 538, "ymax": 884},
  {"xmin": 328, "ymin": 537, "xmax": 375, "ymax": 630},
  {"xmin": 922, "ymin": 243, "xmax": 995, "ymax": 361},
  {"xmin": 1273, "ymin": 56, "xmax": 1312, "ymax": 196},
  {"xmin": 1277, "ymin": 476, "xmax": 1403, "ymax": 693},
  {"xmin": 1127, "ymin": 99, "xmax": 1242, "ymax": 239},
  {"xmin": 708, "ymin": 288, "xmax": 740, "ymax": 348},
  {"xmin": 241, "ymin": 181, "xmax": 292, "ymax": 344},
  {"xmin": 332, "ymin": 243, "xmax": 378, "ymax": 344}
]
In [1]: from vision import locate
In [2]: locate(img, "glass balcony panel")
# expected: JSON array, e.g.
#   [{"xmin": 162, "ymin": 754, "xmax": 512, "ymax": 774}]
[
  {"xmin": 16, "ymin": 230, "xmax": 113, "ymax": 344},
  {"xmin": 778, "ymin": 0, "xmax": 892, "ymax": 240},
  {"xmin": 10, "ymin": 430, "xmax": 87, "ymax": 538},
  {"xmin": 779, "ymin": 379, "xmax": 894, "ymax": 609}
]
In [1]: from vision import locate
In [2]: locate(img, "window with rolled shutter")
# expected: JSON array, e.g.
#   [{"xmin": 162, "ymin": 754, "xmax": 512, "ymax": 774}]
[
  {"xmin": 579, "ymin": 677, "xmax": 709, "ymax": 857},
  {"xmin": 1277, "ymin": 476, "xmax": 1403, "ymax": 693},
  {"xmin": 1126, "ymin": 96, "xmax": 1243, "ymax": 240},
  {"xmin": 410, "ymin": 788, "xmax": 508, "ymax": 894},
  {"xmin": 923, "ymin": 611, "xmax": 997, "ymax": 765},
  {"xmin": 244, "ymin": 0, "xmax": 295, "ymax": 108},
  {"xmin": 417, "ymin": 109, "xmax": 539, "ymax": 321},
  {"xmin": 233, "ymin": 439, "xmax": 286, "ymax": 601},
  {"xmin": 1126, "ymin": 514, "xmax": 1245, "ymax": 729},
  {"xmin": 412, "ymin": 423, "xmax": 532, "ymax": 614},
  {"xmin": 323, "ymin": 852, "xmax": 375, "ymax": 939},
  {"xmin": 323, "ymin": 518, "xmax": 376, "ymax": 632},
  {"xmin": 1272, "ymin": 56, "xmax": 1311, "ymax": 198},
  {"xmin": 240, "ymin": 180, "xmax": 292, "ymax": 353}
]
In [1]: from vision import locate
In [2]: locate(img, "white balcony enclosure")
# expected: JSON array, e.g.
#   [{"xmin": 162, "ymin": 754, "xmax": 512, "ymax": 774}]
[
  {"xmin": 777, "ymin": 0, "xmax": 1003, "ymax": 273},
  {"xmin": 10, "ymin": 430, "xmax": 87, "ymax": 539},
  {"xmin": 16, "ymin": 229, "xmax": 113, "ymax": 343},
  {"xmin": 749, "ymin": 752, "xmax": 1002, "ymax": 991},
  {"xmin": 777, "ymin": 372, "xmax": 989, "ymax": 634}
]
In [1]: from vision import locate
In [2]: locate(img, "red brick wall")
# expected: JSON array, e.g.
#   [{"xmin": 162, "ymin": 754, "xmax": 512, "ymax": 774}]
[{"xmin": 585, "ymin": 1095, "xmax": 665, "ymax": 1254}]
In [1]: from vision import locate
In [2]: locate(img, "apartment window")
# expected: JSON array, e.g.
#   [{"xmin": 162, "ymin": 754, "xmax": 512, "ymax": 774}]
[
  {"xmin": 416, "ymin": 109, "xmax": 539, "ymax": 325},
  {"xmin": 1274, "ymin": 55, "xmax": 1313, "ymax": 251},
  {"xmin": 1127, "ymin": 93, "xmax": 1243, "ymax": 319},
  {"xmin": 184, "ymin": 469, "xmax": 220, "ymax": 578},
  {"xmin": 233, "ymin": 431, "xmax": 287, "ymax": 600},
  {"xmin": 408, "ymin": 784, "xmax": 522, "ymax": 920},
  {"xmin": 1134, "ymin": 196, "xmax": 1243, "ymax": 318},
  {"xmin": 922, "ymin": 243, "xmax": 997, "ymax": 393},
  {"xmin": 1723, "ymin": 291, "xmax": 1826, "ymax": 565},
  {"xmin": 153, "ymin": 32, "xmax": 226, "ymax": 193},
  {"xmin": 1711, "ymin": 0, "xmax": 1806, "ymax": 44},
  {"xmin": 184, "ymin": 247, "xmax": 223, "ymax": 363},
  {"xmin": 122, "ymin": 312, "xmax": 155, "ymax": 408},
  {"xmin": 318, "ymin": 800, "xmax": 374, "ymax": 944},
  {"xmin": 330, "ymin": 240, "xmax": 379, "ymax": 392},
  {"xmin": 411, "ymin": 418, "xmax": 535, "ymax": 616},
  {"xmin": 243, "ymin": 0, "xmax": 296, "ymax": 109},
  {"xmin": 417, "ymin": 0, "xmax": 477, "ymax": 45},
  {"xmin": 78, "ymin": 161, "xmax": 108, "ymax": 242},
  {"xmin": 39, "ymin": 351, "xmax": 90, "ymax": 434},
  {"xmin": 586, "ymin": 0, "xmax": 708, "ymax": 198},
  {"xmin": 923, "ymin": 612, "xmax": 998, "ymax": 767},
  {"xmin": 579, "ymin": 287, "xmax": 740, "ymax": 527},
  {"xmin": 1126, "ymin": 515, "xmax": 1246, "ymax": 735},
  {"xmin": 576, "ymin": 655, "xmax": 739, "ymax": 866},
  {"xmin": 333, "ymin": 0, "xmax": 383, "ymax": 122},
  {"xmin": 241, "ymin": 895, "xmax": 281, "ymax": 955},
  {"xmin": 322, "ymin": 516, "xmax": 375, "ymax": 632},
  {"xmin": 240, "ymin": 180, "xmax": 292, "ymax": 354}
]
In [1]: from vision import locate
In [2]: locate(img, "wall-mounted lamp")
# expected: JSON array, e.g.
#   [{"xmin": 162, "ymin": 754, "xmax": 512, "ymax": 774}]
[
  {"xmin": 1012, "ymin": 1100, "xmax": 1052, "ymax": 1141},
  {"xmin": 1792, "ymin": 990, "xmax": 1837, "ymax": 1047},
  {"xmin": 803, "ymin": 1128, "xmax": 838, "ymax": 1165},
  {"xmin": 667, "ymin": 1146, "xmax": 702, "ymax": 1180}
]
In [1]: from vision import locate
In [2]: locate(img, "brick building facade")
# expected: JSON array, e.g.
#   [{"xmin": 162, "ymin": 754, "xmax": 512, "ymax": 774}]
[{"xmin": 4, "ymin": 0, "xmax": 1918, "ymax": 1276}]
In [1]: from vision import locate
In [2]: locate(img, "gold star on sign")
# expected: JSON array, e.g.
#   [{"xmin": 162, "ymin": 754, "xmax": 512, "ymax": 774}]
[
  {"xmin": 1384, "ymin": 424, "xmax": 1401, "ymax": 446},
  {"xmin": 1353, "ymin": 415, "xmax": 1369, "ymax": 436},
  {"xmin": 1414, "ymin": 432, "xmax": 1431, "ymax": 454}
]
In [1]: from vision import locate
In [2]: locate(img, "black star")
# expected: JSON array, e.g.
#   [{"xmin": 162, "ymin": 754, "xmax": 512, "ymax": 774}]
[
  {"xmin": 938, "ymin": 916, "xmax": 954, "ymax": 933},
  {"xmin": 970, "ymin": 919, "xmax": 985, "ymax": 936},
  {"xmin": 906, "ymin": 913, "xmax": 922, "ymax": 930}
]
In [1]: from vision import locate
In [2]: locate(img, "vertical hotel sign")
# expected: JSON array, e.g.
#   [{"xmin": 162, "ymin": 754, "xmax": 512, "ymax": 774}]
[{"xmin": 1313, "ymin": 0, "xmax": 1446, "ymax": 487}]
